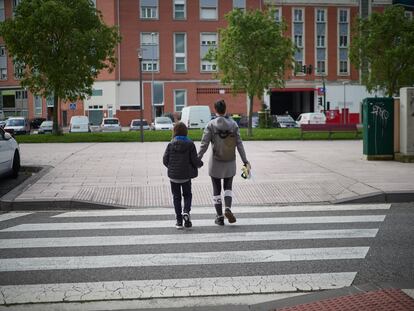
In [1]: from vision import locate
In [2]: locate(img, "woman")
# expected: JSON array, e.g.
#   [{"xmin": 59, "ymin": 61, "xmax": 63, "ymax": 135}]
[{"xmin": 198, "ymin": 100, "xmax": 250, "ymax": 225}]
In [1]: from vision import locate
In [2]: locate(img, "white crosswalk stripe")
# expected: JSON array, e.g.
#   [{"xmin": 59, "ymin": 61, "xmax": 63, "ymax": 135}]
[
  {"xmin": 0, "ymin": 212, "xmax": 32, "ymax": 222},
  {"xmin": 0, "ymin": 204, "xmax": 387, "ymax": 306}
]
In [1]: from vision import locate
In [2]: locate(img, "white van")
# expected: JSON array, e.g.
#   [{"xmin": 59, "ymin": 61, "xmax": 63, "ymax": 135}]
[
  {"xmin": 296, "ymin": 112, "xmax": 326, "ymax": 126},
  {"xmin": 69, "ymin": 116, "xmax": 90, "ymax": 133},
  {"xmin": 180, "ymin": 105, "xmax": 211, "ymax": 129}
]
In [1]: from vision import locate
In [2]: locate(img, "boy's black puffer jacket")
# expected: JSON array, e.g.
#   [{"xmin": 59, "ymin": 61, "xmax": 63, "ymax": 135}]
[{"xmin": 163, "ymin": 137, "xmax": 202, "ymax": 179}]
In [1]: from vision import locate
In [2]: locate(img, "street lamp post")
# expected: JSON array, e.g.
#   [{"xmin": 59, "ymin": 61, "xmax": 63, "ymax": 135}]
[
  {"xmin": 151, "ymin": 32, "xmax": 155, "ymax": 119},
  {"xmin": 137, "ymin": 49, "xmax": 144, "ymax": 143}
]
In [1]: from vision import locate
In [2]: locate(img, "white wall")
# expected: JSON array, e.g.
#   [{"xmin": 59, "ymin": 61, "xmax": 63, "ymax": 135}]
[
  {"xmin": 84, "ymin": 81, "xmax": 117, "ymax": 115},
  {"xmin": 118, "ymin": 81, "xmax": 141, "ymax": 108},
  {"xmin": 319, "ymin": 83, "xmax": 381, "ymax": 113}
]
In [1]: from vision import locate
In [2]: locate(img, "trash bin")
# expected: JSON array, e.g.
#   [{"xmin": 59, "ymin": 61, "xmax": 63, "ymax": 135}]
[
  {"xmin": 232, "ymin": 114, "xmax": 241, "ymax": 125},
  {"xmin": 362, "ymin": 97, "xmax": 394, "ymax": 160}
]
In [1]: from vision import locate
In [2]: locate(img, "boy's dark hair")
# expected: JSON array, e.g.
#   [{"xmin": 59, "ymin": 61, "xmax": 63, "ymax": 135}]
[
  {"xmin": 173, "ymin": 122, "xmax": 188, "ymax": 137},
  {"xmin": 214, "ymin": 99, "xmax": 226, "ymax": 115}
]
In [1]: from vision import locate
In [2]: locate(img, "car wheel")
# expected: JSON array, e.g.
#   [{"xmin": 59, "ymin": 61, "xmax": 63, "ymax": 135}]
[{"xmin": 11, "ymin": 151, "xmax": 20, "ymax": 179}]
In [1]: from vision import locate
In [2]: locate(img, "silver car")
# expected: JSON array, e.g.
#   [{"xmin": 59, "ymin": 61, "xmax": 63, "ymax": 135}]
[{"xmin": 0, "ymin": 127, "xmax": 20, "ymax": 178}]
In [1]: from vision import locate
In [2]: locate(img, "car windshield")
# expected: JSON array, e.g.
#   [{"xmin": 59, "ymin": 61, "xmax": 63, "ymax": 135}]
[
  {"xmin": 156, "ymin": 117, "xmax": 172, "ymax": 124},
  {"xmin": 104, "ymin": 119, "xmax": 119, "ymax": 125},
  {"xmin": 41, "ymin": 121, "xmax": 53, "ymax": 127},
  {"xmin": 133, "ymin": 120, "xmax": 148, "ymax": 126},
  {"xmin": 6, "ymin": 119, "xmax": 24, "ymax": 126}
]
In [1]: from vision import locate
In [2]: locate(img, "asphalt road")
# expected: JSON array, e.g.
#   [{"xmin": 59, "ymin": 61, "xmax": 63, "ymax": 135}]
[{"xmin": 0, "ymin": 202, "xmax": 412, "ymax": 308}]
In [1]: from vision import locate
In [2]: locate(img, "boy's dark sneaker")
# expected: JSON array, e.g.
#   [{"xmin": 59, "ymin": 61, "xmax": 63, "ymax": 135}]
[
  {"xmin": 183, "ymin": 213, "xmax": 192, "ymax": 228},
  {"xmin": 224, "ymin": 208, "xmax": 236, "ymax": 223},
  {"xmin": 215, "ymin": 215, "xmax": 225, "ymax": 226},
  {"xmin": 175, "ymin": 220, "xmax": 183, "ymax": 229}
]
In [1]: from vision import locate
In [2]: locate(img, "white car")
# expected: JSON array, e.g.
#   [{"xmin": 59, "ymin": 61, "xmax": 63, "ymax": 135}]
[
  {"xmin": 100, "ymin": 118, "xmax": 122, "ymax": 132},
  {"xmin": 296, "ymin": 112, "xmax": 327, "ymax": 126},
  {"xmin": 129, "ymin": 119, "xmax": 150, "ymax": 131},
  {"xmin": 152, "ymin": 117, "xmax": 174, "ymax": 131},
  {"xmin": 0, "ymin": 127, "xmax": 20, "ymax": 178},
  {"xmin": 4, "ymin": 117, "xmax": 30, "ymax": 135},
  {"xmin": 69, "ymin": 116, "xmax": 90, "ymax": 133}
]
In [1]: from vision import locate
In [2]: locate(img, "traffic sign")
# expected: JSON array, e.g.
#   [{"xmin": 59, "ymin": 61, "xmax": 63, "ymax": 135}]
[{"xmin": 69, "ymin": 103, "xmax": 76, "ymax": 110}]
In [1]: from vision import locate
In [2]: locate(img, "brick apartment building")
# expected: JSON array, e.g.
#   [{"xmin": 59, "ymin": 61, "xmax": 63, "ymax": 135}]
[{"xmin": 1, "ymin": 0, "xmax": 411, "ymax": 126}]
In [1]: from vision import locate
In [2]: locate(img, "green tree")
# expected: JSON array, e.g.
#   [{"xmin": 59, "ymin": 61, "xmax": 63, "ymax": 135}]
[
  {"xmin": 349, "ymin": 6, "xmax": 414, "ymax": 97},
  {"xmin": 0, "ymin": 0, "xmax": 121, "ymax": 134},
  {"xmin": 206, "ymin": 9, "xmax": 295, "ymax": 136}
]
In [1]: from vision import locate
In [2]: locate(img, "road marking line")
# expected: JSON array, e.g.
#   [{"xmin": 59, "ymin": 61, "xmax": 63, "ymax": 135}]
[
  {"xmin": 52, "ymin": 204, "xmax": 391, "ymax": 217},
  {"xmin": 0, "ymin": 229, "xmax": 378, "ymax": 249},
  {"xmin": 0, "ymin": 213, "xmax": 32, "ymax": 222},
  {"xmin": 1, "ymin": 215, "xmax": 386, "ymax": 232},
  {"xmin": 0, "ymin": 272, "xmax": 357, "ymax": 305},
  {"xmin": 0, "ymin": 247, "xmax": 369, "ymax": 272}
]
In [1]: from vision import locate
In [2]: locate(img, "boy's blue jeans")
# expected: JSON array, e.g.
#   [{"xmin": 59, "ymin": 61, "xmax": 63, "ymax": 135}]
[{"xmin": 170, "ymin": 180, "xmax": 192, "ymax": 221}]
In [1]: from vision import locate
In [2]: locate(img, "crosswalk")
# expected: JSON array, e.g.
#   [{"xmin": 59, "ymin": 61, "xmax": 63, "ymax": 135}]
[{"xmin": 0, "ymin": 204, "xmax": 389, "ymax": 306}]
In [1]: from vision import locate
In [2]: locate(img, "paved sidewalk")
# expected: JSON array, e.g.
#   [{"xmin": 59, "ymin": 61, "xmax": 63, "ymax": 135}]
[{"xmin": 2, "ymin": 140, "xmax": 414, "ymax": 209}]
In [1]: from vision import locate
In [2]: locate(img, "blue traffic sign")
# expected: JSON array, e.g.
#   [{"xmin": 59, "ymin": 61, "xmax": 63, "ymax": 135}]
[{"xmin": 69, "ymin": 103, "xmax": 76, "ymax": 110}]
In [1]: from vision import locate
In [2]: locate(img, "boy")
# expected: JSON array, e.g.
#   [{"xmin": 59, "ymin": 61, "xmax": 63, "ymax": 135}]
[{"xmin": 163, "ymin": 122, "xmax": 203, "ymax": 229}]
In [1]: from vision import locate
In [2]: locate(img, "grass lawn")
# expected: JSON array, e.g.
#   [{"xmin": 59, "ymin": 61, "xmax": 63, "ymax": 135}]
[{"xmin": 15, "ymin": 128, "xmax": 363, "ymax": 143}]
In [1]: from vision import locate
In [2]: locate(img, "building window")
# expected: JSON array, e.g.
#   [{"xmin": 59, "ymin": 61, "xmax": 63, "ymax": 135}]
[
  {"xmin": 0, "ymin": 0, "xmax": 5, "ymax": 22},
  {"xmin": 293, "ymin": 8, "xmax": 304, "ymax": 74},
  {"xmin": 34, "ymin": 96, "xmax": 42, "ymax": 116},
  {"xmin": 233, "ymin": 0, "xmax": 245, "ymax": 10},
  {"xmin": 200, "ymin": 0, "xmax": 217, "ymax": 20},
  {"xmin": 294, "ymin": 35, "xmax": 302, "ymax": 47},
  {"xmin": 294, "ymin": 8, "xmax": 303, "ymax": 22},
  {"xmin": 174, "ymin": 33, "xmax": 186, "ymax": 72},
  {"xmin": 174, "ymin": 89, "xmax": 186, "ymax": 112},
  {"xmin": 173, "ymin": 0, "xmax": 186, "ymax": 20},
  {"xmin": 0, "ymin": 68, "xmax": 7, "ymax": 80},
  {"xmin": 317, "ymin": 35, "xmax": 325, "ymax": 48},
  {"xmin": 338, "ymin": 8, "xmax": 350, "ymax": 75},
  {"xmin": 316, "ymin": 9, "xmax": 325, "ymax": 22},
  {"xmin": 315, "ymin": 8, "xmax": 327, "ymax": 75},
  {"xmin": 274, "ymin": 7, "xmax": 281, "ymax": 23},
  {"xmin": 339, "ymin": 60, "xmax": 348, "ymax": 74},
  {"xmin": 317, "ymin": 60, "xmax": 325, "ymax": 74},
  {"xmin": 339, "ymin": 35, "xmax": 348, "ymax": 47},
  {"xmin": 13, "ymin": 58, "xmax": 24, "ymax": 80},
  {"xmin": 200, "ymin": 33, "xmax": 217, "ymax": 72},
  {"xmin": 140, "ymin": 0, "xmax": 158, "ymax": 19},
  {"xmin": 405, "ymin": 11, "xmax": 413, "ymax": 19},
  {"xmin": 153, "ymin": 81, "xmax": 164, "ymax": 106},
  {"xmin": 0, "ymin": 46, "xmax": 6, "ymax": 80},
  {"xmin": 140, "ymin": 32, "xmax": 159, "ymax": 72}
]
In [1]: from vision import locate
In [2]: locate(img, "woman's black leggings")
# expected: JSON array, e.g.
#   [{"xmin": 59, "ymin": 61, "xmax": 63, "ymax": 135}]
[{"xmin": 211, "ymin": 177, "xmax": 233, "ymax": 216}]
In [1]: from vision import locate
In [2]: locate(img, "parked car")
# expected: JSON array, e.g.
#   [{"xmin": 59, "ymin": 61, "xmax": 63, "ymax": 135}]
[
  {"xmin": 100, "ymin": 118, "xmax": 122, "ymax": 132},
  {"xmin": 296, "ymin": 112, "xmax": 327, "ymax": 126},
  {"xmin": 38, "ymin": 121, "xmax": 53, "ymax": 134},
  {"xmin": 151, "ymin": 117, "xmax": 174, "ymax": 131},
  {"xmin": 239, "ymin": 115, "xmax": 259, "ymax": 128},
  {"xmin": 30, "ymin": 117, "xmax": 46, "ymax": 129},
  {"xmin": 129, "ymin": 119, "xmax": 150, "ymax": 131},
  {"xmin": 180, "ymin": 105, "xmax": 211, "ymax": 129},
  {"xmin": 274, "ymin": 115, "xmax": 298, "ymax": 128},
  {"xmin": 69, "ymin": 116, "xmax": 90, "ymax": 133},
  {"xmin": 4, "ymin": 117, "xmax": 30, "ymax": 135},
  {"xmin": 0, "ymin": 120, "xmax": 6, "ymax": 129},
  {"xmin": 0, "ymin": 127, "xmax": 20, "ymax": 178}
]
